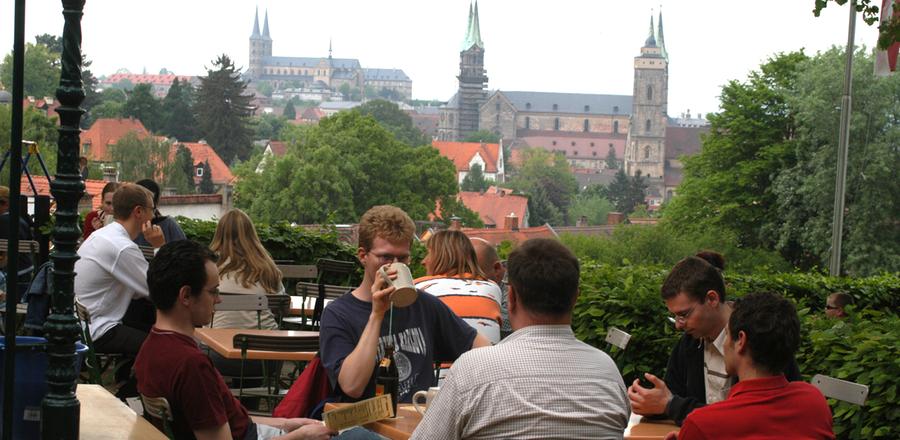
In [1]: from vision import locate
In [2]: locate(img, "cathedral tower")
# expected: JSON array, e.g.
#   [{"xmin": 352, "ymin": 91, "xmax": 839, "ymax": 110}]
[
  {"xmin": 456, "ymin": 0, "xmax": 488, "ymax": 139},
  {"xmin": 625, "ymin": 14, "xmax": 668, "ymax": 179},
  {"xmin": 248, "ymin": 7, "xmax": 265, "ymax": 79}
]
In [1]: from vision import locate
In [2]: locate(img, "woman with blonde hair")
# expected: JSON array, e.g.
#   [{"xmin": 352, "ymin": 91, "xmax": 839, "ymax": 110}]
[
  {"xmin": 415, "ymin": 229, "xmax": 503, "ymax": 344},
  {"xmin": 209, "ymin": 209, "xmax": 284, "ymax": 330}
]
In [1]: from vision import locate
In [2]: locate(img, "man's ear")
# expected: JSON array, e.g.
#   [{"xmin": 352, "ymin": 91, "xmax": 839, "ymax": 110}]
[
  {"xmin": 706, "ymin": 289, "xmax": 721, "ymax": 306},
  {"xmin": 735, "ymin": 330, "xmax": 748, "ymax": 355},
  {"xmin": 178, "ymin": 285, "xmax": 192, "ymax": 306},
  {"xmin": 507, "ymin": 284, "xmax": 518, "ymax": 312},
  {"xmin": 357, "ymin": 247, "xmax": 367, "ymax": 264}
]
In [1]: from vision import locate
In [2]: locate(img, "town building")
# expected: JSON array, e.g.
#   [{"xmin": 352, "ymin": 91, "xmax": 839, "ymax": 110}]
[
  {"xmin": 431, "ymin": 140, "xmax": 504, "ymax": 185},
  {"xmin": 100, "ymin": 72, "xmax": 195, "ymax": 98}
]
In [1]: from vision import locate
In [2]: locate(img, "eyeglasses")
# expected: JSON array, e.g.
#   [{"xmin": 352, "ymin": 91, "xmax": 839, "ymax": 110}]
[
  {"xmin": 825, "ymin": 305, "xmax": 840, "ymax": 310},
  {"xmin": 369, "ymin": 252, "xmax": 410, "ymax": 264},
  {"xmin": 671, "ymin": 304, "xmax": 697, "ymax": 323}
]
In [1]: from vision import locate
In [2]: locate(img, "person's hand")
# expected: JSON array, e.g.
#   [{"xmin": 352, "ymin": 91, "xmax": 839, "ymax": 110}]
[
  {"xmin": 281, "ymin": 418, "xmax": 322, "ymax": 432},
  {"xmin": 142, "ymin": 220, "xmax": 165, "ymax": 248},
  {"xmin": 628, "ymin": 373, "xmax": 672, "ymax": 416},
  {"xmin": 91, "ymin": 211, "xmax": 104, "ymax": 230},
  {"xmin": 285, "ymin": 422, "xmax": 335, "ymax": 440},
  {"xmin": 370, "ymin": 265, "xmax": 396, "ymax": 318},
  {"xmin": 664, "ymin": 431, "xmax": 679, "ymax": 440}
]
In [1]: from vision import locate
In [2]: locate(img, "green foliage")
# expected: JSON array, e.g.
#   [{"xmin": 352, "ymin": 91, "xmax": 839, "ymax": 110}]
[
  {"xmin": 283, "ymin": 100, "xmax": 296, "ymax": 120},
  {"xmin": 1, "ymin": 43, "xmax": 60, "ymax": 98},
  {"xmin": 123, "ymin": 83, "xmax": 163, "ymax": 132},
  {"xmin": 177, "ymin": 217, "xmax": 357, "ymax": 265},
  {"xmin": 460, "ymin": 163, "xmax": 489, "ymax": 192},
  {"xmin": 508, "ymin": 148, "xmax": 578, "ymax": 225},
  {"xmin": 108, "ymin": 132, "xmax": 170, "ymax": 182},
  {"xmin": 727, "ymin": 271, "xmax": 899, "ymax": 312},
  {"xmin": 198, "ymin": 161, "xmax": 215, "ymax": 194},
  {"xmin": 235, "ymin": 111, "xmax": 460, "ymax": 223},
  {"xmin": 568, "ymin": 191, "xmax": 613, "ymax": 226},
  {"xmin": 161, "ymin": 78, "xmax": 198, "ymax": 141},
  {"xmin": 605, "ymin": 146, "xmax": 618, "ymax": 169},
  {"xmin": 0, "ymin": 105, "xmax": 59, "ymax": 184},
  {"xmin": 89, "ymin": 88, "xmax": 128, "ymax": 120},
  {"xmin": 166, "ymin": 144, "xmax": 195, "ymax": 194},
  {"xmin": 462, "ymin": 130, "xmax": 501, "ymax": 144},
  {"xmin": 256, "ymin": 81, "xmax": 274, "ymax": 98},
  {"xmin": 251, "ymin": 113, "xmax": 290, "ymax": 141},
  {"xmin": 434, "ymin": 196, "xmax": 484, "ymax": 228},
  {"xmin": 607, "ymin": 168, "xmax": 647, "ymax": 214},
  {"xmin": 797, "ymin": 310, "xmax": 900, "ymax": 438},
  {"xmin": 354, "ymin": 100, "xmax": 429, "ymax": 146},
  {"xmin": 195, "ymin": 54, "xmax": 255, "ymax": 162},
  {"xmin": 813, "ymin": 0, "xmax": 900, "ymax": 49}
]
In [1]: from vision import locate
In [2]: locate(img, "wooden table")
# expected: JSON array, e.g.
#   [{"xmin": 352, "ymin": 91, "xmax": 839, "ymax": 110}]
[
  {"xmin": 624, "ymin": 413, "xmax": 679, "ymax": 440},
  {"xmin": 325, "ymin": 403, "xmax": 421, "ymax": 440},
  {"xmin": 78, "ymin": 384, "xmax": 167, "ymax": 440},
  {"xmin": 195, "ymin": 328, "xmax": 319, "ymax": 361},
  {"xmin": 288, "ymin": 296, "xmax": 334, "ymax": 316}
]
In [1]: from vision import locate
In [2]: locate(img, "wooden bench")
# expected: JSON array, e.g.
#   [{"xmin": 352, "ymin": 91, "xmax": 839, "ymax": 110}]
[{"xmin": 0, "ymin": 238, "xmax": 40, "ymax": 254}]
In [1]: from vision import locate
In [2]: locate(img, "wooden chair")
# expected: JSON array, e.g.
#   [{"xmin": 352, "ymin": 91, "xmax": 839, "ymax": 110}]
[
  {"xmin": 74, "ymin": 298, "xmax": 120, "ymax": 385},
  {"xmin": 213, "ymin": 294, "xmax": 268, "ymax": 329},
  {"xmin": 811, "ymin": 374, "xmax": 869, "ymax": 439},
  {"xmin": 232, "ymin": 333, "xmax": 320, "ymax": 411},
  {"xmin": 283, "ymin": 282, "xmax": 350, "ymax": 329},
  {"xmin": 140, "ymin": 394, "xmax": 175, "ymax": 440},
  {"xmin": 265, "ymin": 294, "xmax": 292, "ymax": 327},
  {"xmin": 315, "ymin": 258, "xmax": 357, "ymax": 286},
  {"xmin": 276, "ymin": 264, "xmax": 317, "ymax": 281},
  {"xmin": 137, "ymin": 245, "xmax": 155, "ymax": 262}
]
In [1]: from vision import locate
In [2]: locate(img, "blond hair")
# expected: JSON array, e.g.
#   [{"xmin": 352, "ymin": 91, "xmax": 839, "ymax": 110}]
[
  {"xmin": 358, "ymin": 205, "xmax": 415, "ymax": 251},
  {"xmin": 426, "ymin": 230, "xmax": 485, "ymax": 278},
  {"xmin": 112, "ymin": 183, "xmax": 153, "ymax": 220},
  {"xmin": 210, "ymin": 209, "xmax": 283, "ymax": 293}
]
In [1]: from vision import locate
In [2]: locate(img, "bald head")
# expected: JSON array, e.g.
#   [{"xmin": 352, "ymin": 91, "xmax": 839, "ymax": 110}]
[{"xmin": 471, "ymin": 238, "xmax": 504, "ymax": 284}]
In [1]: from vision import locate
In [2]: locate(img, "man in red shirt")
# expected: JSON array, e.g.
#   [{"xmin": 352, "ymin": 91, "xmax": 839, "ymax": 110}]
[
  {"xmin": 671, "ymin": 292, "xmax": 833, "ymax": 439},
  {"xmin": 135, "ymin": 240, "xmax": 335, "ymax": 440}
]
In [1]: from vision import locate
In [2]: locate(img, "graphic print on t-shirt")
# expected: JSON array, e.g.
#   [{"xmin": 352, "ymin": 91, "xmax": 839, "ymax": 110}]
[{"xmin": 378, "ymin": 327, "xmax": 427, "ymax": 401}]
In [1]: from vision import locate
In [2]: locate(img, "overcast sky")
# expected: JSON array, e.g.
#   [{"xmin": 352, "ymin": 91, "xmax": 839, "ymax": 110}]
[{"xmin": 1, "ymin": 0, "xmax": 879, "ymax": 117}]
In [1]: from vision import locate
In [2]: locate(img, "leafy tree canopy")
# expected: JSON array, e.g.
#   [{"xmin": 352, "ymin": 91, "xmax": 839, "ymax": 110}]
[
  {"xmin": 460, "ymin": 163, "xmax": 489, "ymax": 192},
  {"xmin": 1, "ymin": 43, "xmax": 60, "ymax": 98},
  {"xmin": 123, "ymin": 83, "xmax": 163, "ymax": 132},
  {"xmin": 161, "ymin": 78, "xmax": 198, "ymax": 141},
  {"xmin": 462, "ymin": 130, "xmax": 500, "ymax": 144},
  {"xmin": 508, "ymin": 148, "xmax": 578, "ymax": 225},
  {"xmin": 108, "ymin": 132, "xmax": 171, "ymax": 183},
  {"xmin": 195, "ymin": 54, "xmax": 255, "ymax": 162},
  {"xmin": 354, "ymin": 99, "xmax": 429, "ymax": 146}
]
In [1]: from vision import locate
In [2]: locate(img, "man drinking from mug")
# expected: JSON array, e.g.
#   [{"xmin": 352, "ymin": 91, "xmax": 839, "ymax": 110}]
[
  {"xmin": 319, "ymin": 205, "xmax": 490, "ymax": 409},
  {"xmin": 411, "ymin": 238, "xmax": 630, "ymax": 440}
]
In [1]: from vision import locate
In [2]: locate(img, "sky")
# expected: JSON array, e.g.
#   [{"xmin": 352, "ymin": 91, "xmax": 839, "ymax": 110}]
[{"xmin": 1, "ymin": 0, "xmax": 880, "ymax": 117}]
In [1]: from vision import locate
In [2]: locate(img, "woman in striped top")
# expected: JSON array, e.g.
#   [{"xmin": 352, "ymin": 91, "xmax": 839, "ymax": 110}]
[{"xmin": 415, "ymin": 230, "xmax": 503, "ymax": 344}]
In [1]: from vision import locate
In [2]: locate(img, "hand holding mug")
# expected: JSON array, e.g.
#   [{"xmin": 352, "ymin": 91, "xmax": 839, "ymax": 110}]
[
  {"xmin": 142, "ymin": 220, "xmax": 166, "ymax": 248},
  {"xmin": 378, "ymin": 262, "xmax": 418, "ymax": 307}
]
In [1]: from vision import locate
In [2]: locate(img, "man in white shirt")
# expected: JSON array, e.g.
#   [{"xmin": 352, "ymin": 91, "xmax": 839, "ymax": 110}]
[
  {"xmin": 75, "ymin": 183, "xmax": 165, "ymax": 357},
  {"xmin": 411, "ymin": 238, "xmax": 630, "ymax": 440}
]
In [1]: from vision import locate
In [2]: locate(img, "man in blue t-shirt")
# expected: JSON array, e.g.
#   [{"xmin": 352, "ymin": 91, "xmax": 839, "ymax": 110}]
[{"xmin": 320, "ymin": 205, "xmax": 491, "ymax": 404}]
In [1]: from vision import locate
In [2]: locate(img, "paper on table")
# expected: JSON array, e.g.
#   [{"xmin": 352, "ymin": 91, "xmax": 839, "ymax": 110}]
[{"xmin": 323, "ymin": 394, "xmax": 395, "ymax": 432}]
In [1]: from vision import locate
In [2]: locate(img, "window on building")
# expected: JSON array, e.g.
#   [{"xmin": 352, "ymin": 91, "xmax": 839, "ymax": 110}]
[
  {"xmin": 573, "ymin": 151, "xmax": 578, "ymax": 156},
  {"xmin": 592, "ymin": 151, "xmax": 597, "ymax": 156},
  {"xmin": 647, "ymin": 85, "xmax": 653, "ymax": 100},
  {"xmin": 554, "ymin": 118, "xmax": 560, "ymax": 130},
  {"xmin": 644, "ymin": 145, "xmax": 651, "ymax": 159},
  {"xmin": 524, "ymin": 116, "xmax": 530, "ymax": 129},
  {"xmin": 571, "ymin": 141, "xmax": 576, "ymax": 146},
  {"xmin": 613, "ymin": 120, "xmax": 619, "ymax": 134},
  {"xmin": 196, "ymin": 166, "xmax": 204, "ymax": 177},
  {"xmin": 552, "ymin": 140, "xmax": 557, "ymax": 146},
  {"xmin": 590, "ymin": 142, "xmax": 595, "ymax": 147},
  {"xmin": 613, "ymin": 106, "xmax": 619, "ymax": 113},
  {"xmin": 584, "ymin": 105, "xmax": 590, "ymax": 112},
  {"xmin": 583, "ymin": 119, "xmax": 590, "ymax": 132},
  {"xmin": 645, "ymin": 119, "xmax": 651, "ymax": 132},
  {"xmin": 526, "ymin": 102, "xmax": 531, "ymax": 110},
  {"xmin": 553, "ymin": 103, "xmax": 559, "ymax": 111}
]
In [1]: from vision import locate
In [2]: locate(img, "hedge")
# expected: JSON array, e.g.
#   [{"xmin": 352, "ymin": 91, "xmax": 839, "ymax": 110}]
[{"xmin": 573, "ymin": 261, "xmax": 899, "ymax": 439}]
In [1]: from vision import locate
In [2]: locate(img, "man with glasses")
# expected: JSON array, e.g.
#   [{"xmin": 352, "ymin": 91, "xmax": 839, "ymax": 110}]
[
  {"xmin": 628, "ymin": 252, "xmax": 800, "ymax": 425},
  {"xmin": 320, "ymin": 205, "xmax": 490, "ymax": 409}
]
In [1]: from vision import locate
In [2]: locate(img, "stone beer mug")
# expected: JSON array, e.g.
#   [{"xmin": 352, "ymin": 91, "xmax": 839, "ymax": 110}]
[
  {"xmin": 378, "ymin": 262, "xmax": 418, "ymax": 307},
  {"xmin": 412, "ymin": 387, "xmax": 440, "ymax": 415}
]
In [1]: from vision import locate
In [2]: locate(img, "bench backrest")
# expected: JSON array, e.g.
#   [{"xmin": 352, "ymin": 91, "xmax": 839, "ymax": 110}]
[{"xmin": 0, "ymin": 238, "xmax": 40, "ymax": 254}]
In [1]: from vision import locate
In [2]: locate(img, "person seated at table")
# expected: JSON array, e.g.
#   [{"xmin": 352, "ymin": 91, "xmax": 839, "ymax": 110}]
[
  {"xmin": 133, "ymin": 178, "xmax": 187, "ymax": 248},
  {"xmin": 75, "ymin": 183, "xmax": 165, "ymax": 396},
  {"xmin": 416, "ymin": 230, "xmax": 503, "ymax": 344},
  {"xmin": 628, "ymin": 252, "xmax": 801, "ymax": 425},
  {"xmin": 320, "ymin": 205, "xmax": 491, "ymax": 407},
  {"xmin": 0, "ymin": 185, "xmax": 34, "ymax": 296},
  {"xmin": 136, "ymin": 239, "xmax": 336, "ymax": 440},
  {"xmin": 671, "ymin": 292, "xmax": 833, "ymax": 439},
  {"xmin": 83, "ymin": 181, "xmax": 119, "ymax": 240},
  {"xmin": 470, "ymin": 237, "xmax": 510, "ymax": 336},
  {"xmin": 825, "ymin": 292, "xmax": 853, "ymax": 319},
  {"xmin": 411, "ymin": 238, "xmax": 630, "ymax": 439}
]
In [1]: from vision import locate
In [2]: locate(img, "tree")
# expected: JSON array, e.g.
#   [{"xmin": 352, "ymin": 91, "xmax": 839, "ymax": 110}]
[
  {"xmin": 256, "ymin": 81, "xmax": 274, "ymax": 97},
  {"xmin": 123, "ymin": 83, "xmax": 163, "ymax": 132},
  {"xmin": 34, "ymin": 34, "xmax": 62, "ymax": 55},
  {"xmin": 355, "ymin": 99, "xmax": 429, "ymax": 146},
  {"xmin": 195, "ymin": 54, "xmax": 255, "ymax": 162},
  {"xmin": 108, "ymin": 132, "xmax": 171, "ymax": 182},
  {"xmin": 628, "ymin": 170, "xmax": 649, "ymax": 213},
  {"xmin": 0, "ymin": 105, "xmax": 59, "ymax": 185},
  {"xmin": 568, "ymin": 191, "xmax": 613, "ymax": 225},
  {"xmin": 813, "ymin": 0, "xmax": 900, "ymax": 49},
  {"xmin": 161, "ymin": 78, "xmax": 197, "ymax": 141},
  {"xmin": 166, "ymin": 144, "xmax": 195, "ymax": 194},
  {"xmin": 251, "ymin": 113, "xmax": 289, "ymax": 140},
  {"xmin": 198, "ymin": 161, "xmax": 215, "ymax": 194},
  {"xmin": 1, "ymin": 43, "xmax": 60, "ymax": 98},
  {"xmin": 605, "ymin": 146, "xmax": 618, "ymax": 169},
  {"xmin": 283, "ymin": 100, "xmax": 296, "ymax": 120},
  {"xmin": 508, "ymin": 148, "xmax": 578, "ymax": 225},
  {"xmin": 460, "ymin": 163, "xmax": 489, "ymax": 192},
  {"xmin": 434, "ymin": 196, "xmax": 484, "ymax": 228},
  {"xmin": 339, "ymin": 83, "xmax": 351, "ymax": 100},
  {"xmin": 462, "ymin": 130, "xmax": 500, "ymax": 143},
  {"xmin": 528, "ymin": 185, "xmax": 562, "ymax": 226},
  {"xmin": 234, "ymin": 111, "xmax": 460, "ymax": 223}
]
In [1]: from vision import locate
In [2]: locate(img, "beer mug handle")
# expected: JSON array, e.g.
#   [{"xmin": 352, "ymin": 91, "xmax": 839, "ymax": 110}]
[
  {"xmin": 378, "ymin": 265, "xmax": 393, "ymax": 287},
  {"xmin": 412, "ymin": 390, "xmax": 428, "ymax": 415}
]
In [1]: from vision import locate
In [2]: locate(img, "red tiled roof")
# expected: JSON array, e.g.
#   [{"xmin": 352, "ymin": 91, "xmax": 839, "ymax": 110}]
[
  {"xmin": 81, "ymin": 118, "xmax": 151, "ymax": 161},
  {"xmin": 460, "ymin": 224, "xmax": 558, "ymax": 247},
  {"xmin": 268, "ymin": 141, "xmax": 288, "ymax": 157},
  {"xmin": 458, "ymin": 188, "xmax": 528, "ymax": 227},
  {"xmin": 431, "ymin": 141, "xmax": 501, "ymax": 173},
  {"xmin": 102, "ymin": 73, "xmax": 193, "ymax": 86},
  {"xmin": 300, "ymin": 107, "xmax": 326, "ymax": 122},
  {"xmin": 172, "ymin": 142, "xmax": 235, "ymax": 185},
  {"xmin": 159, "ymin": 194, "xmax": 222, "ymax": 205},
  {"xmin": 20, "ymin": 175, "xmax": 108, "ymax": 210}
]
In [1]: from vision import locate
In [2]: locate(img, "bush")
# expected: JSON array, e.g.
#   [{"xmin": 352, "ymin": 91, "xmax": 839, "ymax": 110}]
[{"xmin": 728, "ymin": 272, "xmax": 899, "ymax": 313}]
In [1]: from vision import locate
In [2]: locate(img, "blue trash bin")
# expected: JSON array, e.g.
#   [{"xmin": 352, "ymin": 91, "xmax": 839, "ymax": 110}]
[{"xmin": 0, "ymin": 336, "xmax": 88, "ymax": 439}]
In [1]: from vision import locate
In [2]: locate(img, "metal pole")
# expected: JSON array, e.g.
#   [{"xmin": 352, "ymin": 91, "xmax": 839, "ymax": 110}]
[
  {"xmin": 3, "ymin": 1, "xmax": 26, "ymax": 438},
  {"xmin": 829, "ymin": 0, "xmax": 857, "ymax": 276},
  {"xmin": 41, "ymin": 0, "xmax": 86, "ymax": 438}
]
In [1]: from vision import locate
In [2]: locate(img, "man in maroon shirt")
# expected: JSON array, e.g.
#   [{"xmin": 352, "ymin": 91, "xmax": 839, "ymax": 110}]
[
  {"xmin": 135, "ymin": 240, "xmax": 335, "ymax": 440},
  {"xmin": 670, "ymin": 292, "xmax": 833, "ymax": 439}
]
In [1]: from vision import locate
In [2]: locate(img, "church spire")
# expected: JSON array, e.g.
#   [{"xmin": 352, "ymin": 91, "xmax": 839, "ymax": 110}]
[
  {"xmin": 658, "ymin": 8, "xmax": 668, "ymax": 60},
  {"xmin": 461, "ymin": 1, "xmax": 484, "ymax": 51},
  {"xmin": 329, "ymin": 38, "xmax": 333, "ymax": 59},
  {"xmin": 251, "ymin": 6, "xmax": 260, "ymax": 38},
  {"xmin": 262, "ymin": 9, "xmax": 271, "ymax": 40},
  {"xmin": 644, "ymin": 14, "xmax": 657, "ymax": 47}
]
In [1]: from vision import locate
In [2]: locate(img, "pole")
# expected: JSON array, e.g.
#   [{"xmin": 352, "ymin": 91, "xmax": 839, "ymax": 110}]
[
  {"xmin": 3, "ymin": 1, "xmax": 26, "ymax": 438},
  {"xmin": 41, "ymin": 0, "xmax": 86, "ymax": 438},
  {"xmin": 829, "ymin": 0, "xmax": 857, "ymax": 276}
]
